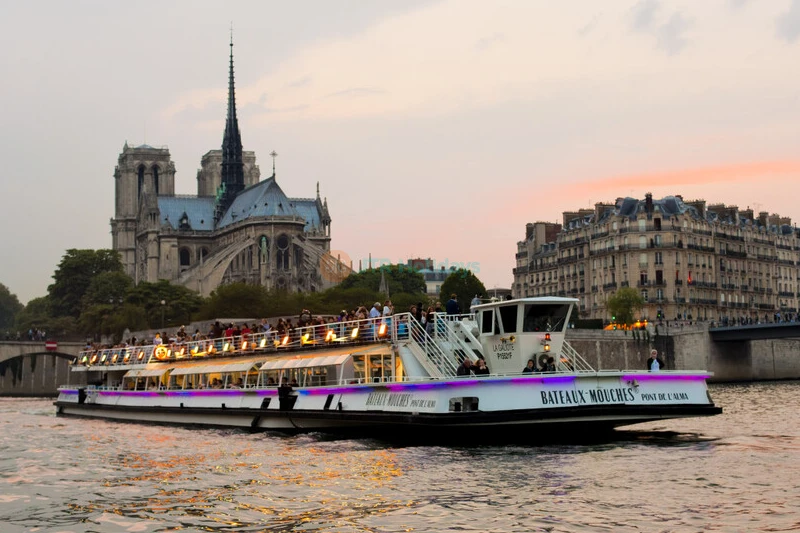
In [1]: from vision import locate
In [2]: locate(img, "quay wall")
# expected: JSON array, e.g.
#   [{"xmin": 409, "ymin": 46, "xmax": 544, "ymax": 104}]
[{"xmin": 565, "ymin": 329, "xmax": 800, "ymax": 382}]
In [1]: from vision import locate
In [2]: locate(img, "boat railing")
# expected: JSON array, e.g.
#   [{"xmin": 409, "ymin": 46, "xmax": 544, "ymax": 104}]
[
  {"xmin": 74, "ymin": 315, "xmax": 397, "ymax": 369},
  {"xmin": 396, "ymin": 313, "xmax": 459, "ymax": 376},
  {"xmin": 431, "ymin": 313, "xmax": 482, "ymax": 361},
  {"xmin": 560, "ymin": 340, "xmax": 596, "ymax": 372}
]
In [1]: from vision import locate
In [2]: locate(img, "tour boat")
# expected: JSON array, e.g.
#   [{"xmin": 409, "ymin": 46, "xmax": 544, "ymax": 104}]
[{"xmin": 55, "ymin": 298, "xmax": 721, "ymax": 439}]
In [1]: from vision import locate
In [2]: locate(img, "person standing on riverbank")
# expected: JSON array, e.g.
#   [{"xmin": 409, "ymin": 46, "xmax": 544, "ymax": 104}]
[{"xmin": 647, "ymin": 349, "xmax": 665, "ymax": 371}]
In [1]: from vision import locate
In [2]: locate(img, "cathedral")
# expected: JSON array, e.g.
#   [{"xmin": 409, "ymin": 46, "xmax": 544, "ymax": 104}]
[{"xmin": 111, "ymin": 40, "xmax": 343, "ymax": 296}]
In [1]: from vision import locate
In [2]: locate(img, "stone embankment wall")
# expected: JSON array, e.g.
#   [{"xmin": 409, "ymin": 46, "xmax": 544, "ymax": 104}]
[{"xmin": 565, "ymin": 327, "xmax": 800, "ymax": 382}]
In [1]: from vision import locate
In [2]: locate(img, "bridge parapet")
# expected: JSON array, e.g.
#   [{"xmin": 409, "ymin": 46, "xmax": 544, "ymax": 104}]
[{"xmin": 0, "ymin": 341, "xmax": 84, "ymax": 364}]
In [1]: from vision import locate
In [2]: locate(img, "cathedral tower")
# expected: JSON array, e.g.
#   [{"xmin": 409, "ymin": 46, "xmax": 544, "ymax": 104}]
[{"xmin": 111, "ymin": 143, "xmax": 175, "ymax": 278}]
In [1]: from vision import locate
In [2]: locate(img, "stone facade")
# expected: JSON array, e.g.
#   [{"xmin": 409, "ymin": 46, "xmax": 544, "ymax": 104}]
[
  {"xmin": 110, "ymin": 43, "xmax": 342, "ymax": 296},
  {"xmin": 513, "ymin": 194, "xmax": 800, "ymax": 323}
]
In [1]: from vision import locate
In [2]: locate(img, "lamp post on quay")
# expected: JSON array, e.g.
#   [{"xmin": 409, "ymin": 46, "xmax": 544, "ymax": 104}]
[{"xmin": 161, "ymin": 300, "xmax": 166, "ymax": 329}]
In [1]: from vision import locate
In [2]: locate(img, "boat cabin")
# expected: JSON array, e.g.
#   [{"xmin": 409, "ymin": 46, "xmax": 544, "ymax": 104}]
[{"xmin": 472, "ymin": 297, "xmax": 577, "ymax": 374}]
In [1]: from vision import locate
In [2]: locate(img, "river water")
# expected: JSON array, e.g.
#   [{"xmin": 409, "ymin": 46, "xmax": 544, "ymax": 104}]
[{"xmin": 1, "ymin": 381, "xmax": 798, "ymax": 533}]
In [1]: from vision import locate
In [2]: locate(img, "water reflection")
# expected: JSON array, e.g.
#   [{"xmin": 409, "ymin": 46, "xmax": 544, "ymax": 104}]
[{"xmin": 1, "ymin": 382, "xmax": 799, "ymax": 532}]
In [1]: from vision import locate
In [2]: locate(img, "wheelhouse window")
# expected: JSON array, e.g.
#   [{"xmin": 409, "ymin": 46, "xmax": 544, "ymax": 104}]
[
  {"xmin": 498, "ymin": 305, "xmax": 518, "ymax": 334},
  {"xmin": 522, "ymin": 304, "xmax": 570, "ymax": 332},
  {"xmin": 481, "ymin": 310, "xmax": 494, "ymax": 334}
]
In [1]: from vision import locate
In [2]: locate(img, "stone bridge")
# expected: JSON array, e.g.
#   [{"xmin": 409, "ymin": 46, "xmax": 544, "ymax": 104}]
[{"xmin": 0, "ymin": 341, "xmax": 85, "ymax": 396}]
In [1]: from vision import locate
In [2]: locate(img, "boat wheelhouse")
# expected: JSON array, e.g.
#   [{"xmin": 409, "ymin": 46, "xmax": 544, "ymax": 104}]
[{"xmin": 56, "ymin": 298, "xmax": 721, "ymax": 437}]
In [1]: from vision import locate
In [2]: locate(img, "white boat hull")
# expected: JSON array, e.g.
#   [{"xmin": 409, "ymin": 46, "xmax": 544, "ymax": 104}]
[{"xmin": 56, "ymin": 371, "xmax": 721, "ymax": 437}]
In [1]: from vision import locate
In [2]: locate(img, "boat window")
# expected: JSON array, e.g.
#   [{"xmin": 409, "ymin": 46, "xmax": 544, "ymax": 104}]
[
  {"xmin": 522, "ymin": 304, "xmax": 571, "ymax": 332},
  {"xmin": 481, "ymin": 310, "xmax": 494, "ymax": 334},
  {"xmin": 498, "ymin": 305, "xmax": 518, "ymax": 334}
]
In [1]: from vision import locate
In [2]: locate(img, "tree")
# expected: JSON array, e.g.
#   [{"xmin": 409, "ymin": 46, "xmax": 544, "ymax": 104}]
[
  {"xmin": 439, "ymin": 269, "xmax": 486, "ymax": 313},
  {"xmin": 81, "ymin": 271, "xmax": 134, "ymax": 312},
  {"xmin": 0, "ymin": 283, "xmax": 24, "ymax": 330},
  {"xmin": 126, "ymin": 280, "xmax": 205, "ymax": 329},
  {"xmin": 606, "ymin": 287, "xmax": 645, "ymax": 328},
  {"xmin": 339, "ymin": 264, "xmax": 426, "ymax": 295},
  {"xmin": 14, "ymin": 296, "xmax": 78, "ymax": 339},
  {"xmin": 48, "ymin": 249, "xmax": 123, "ymax": 318},
  {"xmin": 197, "ymin": 282, "xmax": 271, "ymax": 320}
]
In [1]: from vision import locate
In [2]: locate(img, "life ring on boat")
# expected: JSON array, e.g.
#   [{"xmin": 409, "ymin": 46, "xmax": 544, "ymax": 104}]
[{"xmin": 154, "ymin": 345, "xmax": 169, "ymax": 360}]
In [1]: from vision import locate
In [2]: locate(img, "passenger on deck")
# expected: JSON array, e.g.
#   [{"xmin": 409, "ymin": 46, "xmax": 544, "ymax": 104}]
[
  {"xmin": 544, "ymin": 357, "xmax": 557, "ymax": 372},
  {"xmin": 457, "ymin": 359, "xmax": 474, "ymax": 376},
  {"xmin": 474, "ymin": 358, "xmax": 490, "ymax": 375},
  {"xmin": 425, "ymin": 306, "xmax": 435, "ymax": 335},
  {"xmin": 522, "ymin": 359, "xmax": 537, "ymax": 373},
  {"xmin": 446, "ymin": 294, "xmax": 460, "ymax": 315},
  {"xmin": 290, "ymin": 378, "xmax": 299, "ymax": 387}
]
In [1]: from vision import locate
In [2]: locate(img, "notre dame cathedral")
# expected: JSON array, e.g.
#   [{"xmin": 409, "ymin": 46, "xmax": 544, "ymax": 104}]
[{"xmin": 110, "ymin": 40, "xmax": 344, "ymax": 296}]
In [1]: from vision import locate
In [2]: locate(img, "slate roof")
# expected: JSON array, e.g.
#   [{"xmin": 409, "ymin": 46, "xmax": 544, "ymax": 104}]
[
  {"xmin": 217, "ymin": 177, "xmax": 322, "ymax": 229},
  {"xmin": 157, "ymin": 196, "xmax": 216, "ymax": 231},
  {"xmin": 293, "ymin": 199, "xmax": 322, "ymax": 231}
]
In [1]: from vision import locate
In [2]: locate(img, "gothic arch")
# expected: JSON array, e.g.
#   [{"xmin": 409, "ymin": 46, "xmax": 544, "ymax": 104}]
[
  {"xmin": 152, "ymin": 164, "xmax": 161, "ymax": 195},
  {"xmin": 137, "ymin": 164, "xmax": 146, "ymax": 198},
  {"xmin": 179, "ymin": 247, "xmax": 191, "ymax": 269}
]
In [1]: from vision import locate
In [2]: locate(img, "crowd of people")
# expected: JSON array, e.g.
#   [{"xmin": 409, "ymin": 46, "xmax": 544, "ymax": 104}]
[
  {"xmin": 81, "ymin": 299, "xmax": 462, "ymax": 353},
  {"xmin": 4, "ymin": 328, "xmax": 47, "ymax": 341}
]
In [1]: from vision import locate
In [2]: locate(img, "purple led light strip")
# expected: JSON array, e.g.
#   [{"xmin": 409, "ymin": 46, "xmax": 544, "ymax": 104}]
[{"xmin": 622, "ymin": 373, "xmax": 708, "ymax": 382}]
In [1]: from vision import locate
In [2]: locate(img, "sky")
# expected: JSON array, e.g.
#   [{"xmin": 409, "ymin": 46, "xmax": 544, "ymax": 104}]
[{"xmin": 1, "ymin": 0, "xmax": 799, "ymax": 305}]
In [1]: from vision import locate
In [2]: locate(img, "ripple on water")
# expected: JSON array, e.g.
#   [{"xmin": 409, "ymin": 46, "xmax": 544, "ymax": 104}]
[{"xmin": 0, "ymin": 383, "xmax": 798, "ymax": 532}]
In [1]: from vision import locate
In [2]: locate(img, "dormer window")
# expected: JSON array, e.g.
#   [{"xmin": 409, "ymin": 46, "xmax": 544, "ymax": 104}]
[{"xmin": 179, "ymin": 212, "xmax": 190, "ymax": 230}]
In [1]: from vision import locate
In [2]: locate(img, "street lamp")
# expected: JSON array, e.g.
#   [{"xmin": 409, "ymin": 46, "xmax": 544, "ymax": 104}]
[{"xmin": 160, "ymin": 300, "xmax": 166, "ymax": 329}]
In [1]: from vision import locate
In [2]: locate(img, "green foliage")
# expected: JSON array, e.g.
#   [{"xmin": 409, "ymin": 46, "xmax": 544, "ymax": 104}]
[
  {"xmin": 0, "ymin": 283, "xmax": 24, "ymax": 330},
  {"xmin": 339, "ymin": 265, "xmax": 426, "ymax": 295},
  {"xmin": 81, "ymin": 271, "xmax": 134, "ymax": 312},
  {"xmin": 316, "ymin": 286, "xmax": 381, "ymax": 314},
  {"xmin": 440, "ymin": 269, "xmax": 486, "ymax": 313},
  {"xmin": 48, "ymin": 249, "xmax": 123, "ymax": 318},
  {"xmin": 197, "ymin": 282, "xmax": 271, "ymax": 320},
  {"xmin": 126, "ymin": 280, "xmax": 205, "ymax": 329},
  {"xmin": 14, "ymin": 296, "xmax": 78, "ymax": 338},
  {"xmin": 607, "ymin": 287, "xmax": 645, "ymax": 326}
]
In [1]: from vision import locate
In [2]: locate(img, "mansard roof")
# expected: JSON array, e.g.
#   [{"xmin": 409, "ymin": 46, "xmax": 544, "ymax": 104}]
[
  {"xmin": 157, "ymin": 196, "xmax": 216, "ymax": 231},
  {"xmin": 564, "ymin": 195, "xmax": 703, "ymax": 230}
]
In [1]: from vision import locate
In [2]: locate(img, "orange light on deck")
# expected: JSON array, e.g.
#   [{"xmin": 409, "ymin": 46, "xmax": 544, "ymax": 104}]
[
  {"xmin": 223, "ymin": 342, "xmax": 230, "ymax": 352},
  {"xmin": 350, "ymin": 327, "xmax": 359, "ymax": 339},
  {"xmin": 378, "ymin": 323, "xmax": 388, "ymax": 337},
  {"xmin": 100, "ymin": 353, "xmax": 108, "ymax": 364},
  {"xmin": 281, "ymin": 335, "xmax": 290, "ymax": 346},
  {"xmin": 137, "ymin": 351, "xmax": 145, "ymax": 361},
  {"xmin": 544, "ymin": 344, "xmax": 551, "ymax": 352},
  {"xmin": 90, "ymin": 354, "xmax": 98, "ymax": 364},
  {"xmin": 123, "ymin": 352, "xmax": 131, "ymax": 363},
  {"xmin": 81, "ymin": 355, "xmax": 89, "ymax": 365},
  {"xmin": 111, "ymin": 353, "xmax": 119, "ymax": 364},
  {"xmin": 191, "ymin": 346, "xmax": 199, "ymax": 355},
  {"xmin": 325, "ymin": 329, "xmax": 335, "ymax": 342},
  {"xmin": 259, "ymin": 338, "xmax": 267, "ymax": 348},
  {"xmin": 241, "ymin": 341, "xmax": 248, "ymax": 350},
  {"xmin": 545, "ymin": 333, "xmax": 551, "ymax": 341}
]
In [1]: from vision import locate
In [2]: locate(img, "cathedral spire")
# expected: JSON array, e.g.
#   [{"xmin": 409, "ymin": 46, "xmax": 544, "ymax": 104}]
[{"xmin": 217, "ymin": 32, "xmax": 245, "ymax": 221}]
